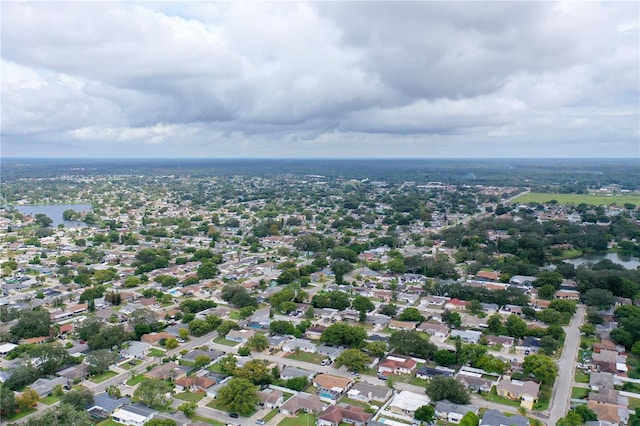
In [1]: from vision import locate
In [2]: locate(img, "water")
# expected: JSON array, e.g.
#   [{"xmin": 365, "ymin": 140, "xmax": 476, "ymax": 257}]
[
  {"xmin": 564, "ymin": 252, "xmax": 640, "ymax": 269},
  {"xmin": 12, "ymin": 203, "xmax": 92, "ymax": 228}
]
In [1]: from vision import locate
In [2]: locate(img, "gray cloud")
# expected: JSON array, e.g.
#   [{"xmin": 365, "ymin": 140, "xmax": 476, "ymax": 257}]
[{"xmin": 1, "ymin": 1, "xmax": 638, "ymax": 158}]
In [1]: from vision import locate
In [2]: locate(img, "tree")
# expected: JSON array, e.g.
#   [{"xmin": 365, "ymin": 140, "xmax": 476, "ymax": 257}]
[
  {"xmin": 379, "ymin": 304, "xmax": 398, "ymax": 317},
  {"xmin": 269, "ymin": 320, "xmax": 296, "ymax": 336},
  {"xmin": 106, "ymin": 385, "xmax": 121, "ymax": 399},
  {"xmin": 434, "ymin": 349, "xmax": 456, "ymax": 366},
  {"xmin": 540, "ymin": 336, "xmax": 560, "ymax": 355},
  {"xmin": 425, "ymin": 376, "xmax": 470, "ymax": 404},
  {"xmin": 25, "ymin": 343, "xmax": 72, "ymax": 376},
  {"xmin": 556, "ymin": 411, "xmax": 584, "ymax": 426},
  {"xmin": 442, "ymin": 310, "xmax": 461, "ymax": 328},
  {"xmin": 581, "ymin": 288, "xmax": 616, "ymax": 309},
  {"xmin": 352, "ymin": 296, "xmax": 375, "ymax": 313},
  {"xmin": 284, "ymin": 376, "xmax": 309, "ymax": 391},
  {"xmin": 16, "ymin": 387, "xmax": 39, "ymax": 409},
  {"xmin": 414, "ymin": 405, "xmax": 435, "ymax": 422},
  {"xmin": 178, "ymin": 401, "xmax": 197, "ymax": 417},
  {"xmin": 398, "ymin": 307, "xmax": 425, "ymax": 322},
  {"xmin": 320, "ymin": 323, "xmax": 367, "ymax": 348},
  {"xmin": 486, "ymin": 314, "xmax": 504, "ymax": 334},
  {"xmin": 178, "ymin": 328, "xmax": 190, "ymax": 340},
  {"xmin": 580, "ymin": 323, "xmax": 596, "ymax": 337},
  {"xmin": 24, "ymin": 403, "xmax": 94, "ymax": 426},
  {"xmin": 335, "ymin": 348, "xmax": 371, "ymax": 372},
  {"xmin": 331, "ymin": 260, "xmax": 354, "ymax": 284},
  {"xmin": 0, "ymin": 388, "xmax": 15, "ymax": 416},
  {"xmin": 247, "ymin": 334, "xmax": 269, "ymax": 351},
  {"xmin": 35, "ymin": 213, "xmax": 53, "ymax": 227},
  {"xmin": 572, "ymin": 405, "xmax": 597, "ymax": 422},
  {"xmin": 523, "ymin": 354, "xmax": 558, "ymax": 384},
  {"xmin": 219, "ymin": 354, "xmax": 238, "ymax": 375},
  {"xmin": 216, "ymin": 378, "xmax": 259, "ymax": 415},
  {"xmin": 389, "ymin": 330, "xmax": 437, "ymax": 359},
  {"xmin": 10, "ymin": 307, "xmax": 51, "ymax": 340},
  {"xmin": 134, "ymin": 378, "xmax": 173, "ymax": 407},
  {"xmin": 235, "ymin": 359, "xmax": 271, "ymax": 386},
  {"xmin": 459, "ymin": 411, "xmax": 479, "ymax": 426},
  {"xmin": 194, "ymin": 355, "xmax": 212, "ymax": 369},
  {"xmin": 164, "ymin": 337, "xmax": 179, "ymax": 349},
  {"xmin": 86, "ymin": 349, "xmax": 119, "ymax": 375},
  {"xmin": 505, "ymin": 315, "xmax": 527, "ymax": 339},
  {"xmin": 366, "ymin": 341, "xmax": 388, "ymax": 359},
  {"xmin": 60, "ymin": 386, "xmax": 94, "ymax": 410},
  {"xmin": 538, "ymin": 284, "xmax": 557, "ymax": 300}
]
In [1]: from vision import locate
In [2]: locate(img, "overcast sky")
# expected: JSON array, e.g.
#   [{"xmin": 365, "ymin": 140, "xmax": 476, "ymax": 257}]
[{"xmin": 2, "ymin": 1, "xmax": 638, "ymax": 159}]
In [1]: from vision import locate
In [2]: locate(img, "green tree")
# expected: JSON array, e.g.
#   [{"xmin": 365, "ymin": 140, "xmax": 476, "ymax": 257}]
[
  {"xmin": 133, "ymin": 378, "xmax": 173, "ymax": 407},
  {"xmin": 60, "ymin": 386, "xmax": 94, "ymax": 410},
  {"xmin": 194, "ymin": 355, "xmax": 212, "ymax": 369},
  {"xmin": 425, "ymin": 376, "xmax": 470, "ymax": 404},
  {"xmin": 16, "ymin": 387, "xmax": 39, "ymax": 409},
  {"xmin": 398, "ymin": 307, "xmax": 425, "ymax": 322},
  {"xmin": 389, "ymin": 330, "xmax": 438, "ymax": 359},
  {"xmin": 86, "ymin": 349, "xmax": 119, "ymax": 375},
  {"xmin": 320, "ymin": 323, "xmax": 368, "ymax": 348},
  {"xmin": 24, "ymin": 403, "xmax": 93, "ymax": 426},
  {"xmin": 145, "ymin": 420, "xmax": 177, "ymax": 426},
  {"xmin": 216, "ymin": 378, "xmax": 259, "ymax": 415},
  {"xmin": 459, "ymin": 411, "xmax": 479, "ymax": 426},
  {"xmin": 178, "ymin": 401, "xmax": 197, "ymax": 417},
  {"xmin": 581, "ymin": 288, "xmax": 616, "ymax": 309},
  {"xmin": 248, "ymin": 334, "xmax": 269, "ymax": 351},
  {"xmin": 10, "ymin": 307, "xmax": 51, "ymax": 340},
  {"xmin": 434, "ymin": 349, "xmax": 456, "ymax": 366},
  {"xmin": 366, "ymin": 341, "xmax": 388, "ymax": 359},
  {"xmin": 442, "ymin": 310, "xmax": 461, "ymax": 328},
  {"xmin": 505, "ymin": 315, "xmax": 527, "ymax": 339},
  {"xmin": 556, "ymin": 412, "xmax": 584, "ymax": 426},
  {"xmin": 334, "ymin": 348, "xmax": 371, "ymax": 372},
  {"xmin": 486, "ymin": 314, "xmax": 504, "ymax": 334},
  {"xmin": 352, "ymin": 296, "xmax": 375, "ymax": 313},
  {"xmin": 414, "ymin": 405, "xmax": 435, "ymax": 422},
  {"xmin": 0, "ymin": 388, "xmax": 15, "ymax": 416},
  {"xmin": 523, "ymin": 354, "xmax": 558, "ymax": 384},
  {"xmin": 219, "ymin": 354, "xmax": 238, "ymax": 375},
  {"xmin": 235, "ymin": 360, "xmax": 271, "ymax": 386},
  {"xmin": 284, "ymin": 377, "xmax": 309, "ymax": 391},
  {"xmin": 164, "ymin": 337, "xmax": 179, "ymax": 349}
]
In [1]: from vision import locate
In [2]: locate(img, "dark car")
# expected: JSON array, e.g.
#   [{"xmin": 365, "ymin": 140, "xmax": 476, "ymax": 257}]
[{"xmin": 229, "ymin": 413, "xmax": 239, "ymax": 419}]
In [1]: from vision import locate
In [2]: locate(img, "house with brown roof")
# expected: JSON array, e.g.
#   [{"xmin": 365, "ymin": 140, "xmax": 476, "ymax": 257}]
[
  {"xmin": 141, "ymin": 332, "xmax": 174, "ymax": 345},
  {"xmin": 485, "ymin": 335, "xmax": 514, "ymax": 347},
  {"xmin": 587, "ymin": 400, "xmax": 630, "ymax": 425},
  {"xmin": 417, "ymin": 322, "xmax": 449, "ymax": 338},
  {"xmin": 279, "ymin": 392, "xmax": 324, "ymax": 416},
  {"xmin": 496, "ymin": 377, "xmax": 540, "ymax": 409},
  {"xmin": 144, "ymin": 362, "xmax": 188, "ymax": 381},
  {"xmin": 388, "ymin": 320, "xmax": 417, "ymax": 331},
  {"xmin": 476, "ymin": 271, "xmax": 500, "ymax": 282},
  {"xmin": 174, "ymin": 376, "xmax": 216, "ymax": 393},
  {"xmin": 257, "ymin": 389, "xmax": 284, "ymax": 409},
  {"xmin": 20, "ymin": 336, "xmax": 49, "ymax": 345},
  {"xmin": 305, "ymin": 325, "xmax": 326, "ymax": 340},
  {"xmin": 313, "ymin": 373, "xmax": 353, "ymax": 400},
  {"xmin": 444, "ymin": 299, "xmax": 468, "ymax": 311},
  {"xmin": 317, "ymin": 403, "xmax": 372, "ymax": 426},
  {"xmin": 378, "ymin": 355, "xmax": 417, "ymax": 375},
  {"xmin": 588, "ymin": 388, "xmax": 629, "ymax": 406}
]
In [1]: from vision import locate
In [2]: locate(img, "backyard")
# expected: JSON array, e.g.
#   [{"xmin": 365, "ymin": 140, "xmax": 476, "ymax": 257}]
[
  {"xmin": 277, "ymin": 412, "xmax": 317, "ymax": 426},
  {"xmin": 571, "ymin": 387, "xmax": 589, "ymax": 399},
  {"xmin": 213, "ymin": 336, "xmax": 240, "ymax": 346},
  {"xmin": 90, "ymin": 370, "xmax": 119, "ymax": 383},
  {"xmin": 207, "ymin": 398, "xmax": 256, "ymax": 417},
  {"xmin": 479, "ymin": 387, "xmax": 521, "ymax": 408},
  {"xmin": 175, "ymin": 391, "xmax": 206, "ymax": 403},
  {"xmin": 284, "ymin": 351, "xmax": 326, "ymax": 365},
  {"xmin": 574, "ymin": 369, "xmax": 590, "ymax": 383}
]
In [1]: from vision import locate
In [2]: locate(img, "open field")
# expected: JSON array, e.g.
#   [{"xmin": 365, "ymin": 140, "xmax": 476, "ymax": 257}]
[{"xmin": 513, "ymin": 192, "xmax": 640, "ymax": 206}]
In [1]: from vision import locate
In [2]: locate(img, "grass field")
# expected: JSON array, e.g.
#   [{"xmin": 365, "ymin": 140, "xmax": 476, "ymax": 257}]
[
  {"xmin": 207, "ymin": 398, "xmax": 256, "ymax": 417},
  {"xmin": 126, "ymin": 374, "xmax": 145, "ymax": 386},
  {"xmin": 212, "ymin": 336, "xmax": 240, "ymax": 346},
  {"xmin": 90, "ymin": 370, "xmax": 118, "ymax": 383},
  {"xmin": 513, "ymin": 192, "xmax": 640, "ymax": 206},
  {"xmin": 191, "ymin": 415, "xmax": 225, "ymax": 426},
  {"xmin": 571, "ymin": 387, "xmax": 589, "ymax": 399},
  {"xmin": 175, "ymin": 391, "xmax": 205, "ymax": 403},
  {"xmin": 574, "ymin": 369, "xmax": 590, "ymax": 383},
  {"xmin": 284, "ymin": 351, "xmax": 326, "ymax": 365},
  {"xmin": 3, "ymin": 407, "xmax": 37, "ymax": 422},
  {"xmin": 278, "ymin": 412, "xmax": 317, "ymax": 426},
  {"xmin": 41, "ymin": 395, "xmax": 60, "ymax": 405}
]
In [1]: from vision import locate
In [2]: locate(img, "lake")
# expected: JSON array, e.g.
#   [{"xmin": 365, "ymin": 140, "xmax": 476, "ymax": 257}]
[
  {"xmin": 564, "ymin": 252, "xmax": 640, "ymax": 270},
  {"xmin": 12, "ymin": 203, "xmax": 93, "ymax": 228}
]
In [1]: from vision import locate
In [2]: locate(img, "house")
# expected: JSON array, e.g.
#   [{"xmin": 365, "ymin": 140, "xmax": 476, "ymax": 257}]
[
  {"xmin": 496, "ymin": 377, "xmax": 540, "ymax": 409},
  {"xmin": 554, "ymin": 290, "xmax": 580, "ymax": 300},
  {"xmin": 120, "ymin": 341, "xmax": 151, "ymax": 360},
  {"xmin": 112, "ymin": 404, "xmax": 156, "ymax": 426},
  {"xmin": 378, "ymin": 355, "xmax": 417, "ymax": 375},
  {"xmin": 317, "ymin": 403, "xmax": 372, "ymax": 426},
  {"xmin": 317, "ymin": 344, "xmax": 345, "ymax": 360},
  {"xmin": 520, "ymin": 336, "xmax": 542, "ymax": 353},
  {"xmin": 435, "ymin": 400, "xmax": 479, "ymax": 424},
  {"xmin": 455, "ymin": 367, "xmax": 498, "ymax": 393},
  {"xmin": 480, "ymin": 409, "xmax": 528, "ymax": 426},
  {"xmin": 476, "ymin": 271, "xmax": 500, "ymax": 282},
  {"xmin": 305, "ymin": 325, "xmax": 326, "ymax": 340},
  {"xmin": 416, "ymin": 366, "xmax": 455, "ymax": 380},
  {"xmin": 388, "ymin": 390, "xmax": 430, "ymax": 418},
  {"xmin": 257, "ymin": 389, "xmax": 284, "ymax": 409},
  {"xmin": 280, "ymin": 366, "xmax": 315, "ymax": 381},
  {"xmin": 58, "ymin": 364, "xmax": 91, "ymax": 382},
  {"xmin": 181, "ymin": 349, "xmax": 224, "ymax": 365},
  {"xmin": 0, "ymin": 343, "xmax": 18, "ymax": 356},
  {"xmin": 140, "ymin": 332, "xmax": 174, "ymax": 345},
  {"xmin": 283, "ymin": 338, "xmax": 316, "ymax": 353},
  {"xmin": 174, "ymin": 375, "xmax": 216, "ymax": 394},
  {"xmin": 279, "ymin": 392, "xmax": 324, "ymax": 416},
  {"xmin": 587, "ymin": 400, "xmax": 630, "ymax": 425},
  {"xmin": 20, "ymin": 336, "xmax": 48, "ymax": 345},
  {"xmin": 346, "ymin": 381, "xmax": 392, "ymax": 403},
  {"xmin": 485, "ymin": 335, "xmax": 514, "ymax": 348},
  {"xmin": 86, "ymin": 393, "xmax": 131, "ymax": 420},
  {"xmin": 444, "ymin": 299, "xmax": 468, "ymax": 310},
  {"xmin": 30, "ymin": 376, "xmax": 68, "ymax": 397},
  {"xmin": 266, "ymin": 335, "xmax": 289, "ymax": 349},
  {"xmin": 226, "ymin": 329, "xmax": 255, "ymax": 344},
  {"xmin": 590, "ymin": 372, "xmax": 615, "ymax": 391},
  {"xmin": 417, "ymin": 322, "xmax": 449, "ymax": 338},
  {"xmin": 589, "ymin": 388, "xmax": 629, "ymax": 406},
  {"xmin": 313, "ymin": 373, "xmax": 353, "ymax": 400},
  {"xmin": 451, "ymin": 329, "xmax": 482, "ymax": 344},
  {"xmin": 144, "ymin": 362, "xmax": 188, "ymax": 381},
  {"xmin": 387, "ymin": 319, "xmax": 418, "ymax": 331}
]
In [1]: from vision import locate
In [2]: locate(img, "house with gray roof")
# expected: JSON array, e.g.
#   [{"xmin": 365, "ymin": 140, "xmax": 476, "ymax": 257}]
[
  {"xmin": 86, "ymin": 393, "xmax": 131, "ymax": 420},
  {"xmin": 435, "ymin": 400, "xmax": 479, "ymax": 424},
  {"xmin": 281, "ymin": 366, "xmax": 315, "ymax": 381},
  {"xmin": 451, "ymin": 329, "xmax": 482, "ymax": 344},
  {"xmin": 346, "ymin": 381, "xmax": 392, "ymax": 403},
  {"xmin": 480, "ymin": 409, "xmax": 528, "ymax": 426},
  {"xmin": 283, "ymin": 338, "xmax": 316, "ymax": 353},
  {"xmin": 181, "ymin": 348, "xmax": 224, "ymax": 365},
  {"xmin": 120, "ymin": 341, "xmax": 151, "ymax": 360},
  {"xmin": 317, "ymin": 344, "xmax": 345, "ymax": 360}
]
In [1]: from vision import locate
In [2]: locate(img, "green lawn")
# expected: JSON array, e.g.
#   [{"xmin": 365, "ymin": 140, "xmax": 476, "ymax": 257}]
[
  {"xmin": 148, "ymin": 348, "xmax": 166, "ymax": 357},
  {"xmin": 229, "ymin": 311, "xmax": 241, "ymax": 320},
  {"xmin": 278, "ymin": 412, "xmax": 317, "ymax": 426},
  {"xmin": 126, "ymin": 374, "xmax": 145, "ymax": 386},
  {"xmin": 534, "ymin": 383, "xmax": 552, "ymax": 411},
  {"xmin": 339, "ymin": 397, "xmax": 371, "ymax": 409},
  {"xmin": 90, "ymin": 370, "xmax": 118, "ymax": 383},
  {"xmin": 207, "ymin": 363, "xmax": 224, "ymax": 373},
  {"xmin": 41, "ymin": 395, "xmax": 60, "ymax": 405},
  {"xmin": 284, "ymin": 351, "xmax": 326, "ymax": 365},
  {"xmin": 571, "ymin": 387, "xmax": 589, "ymax": 399},
  {"xmin": 97, "ymin": 419, "xmax": 125, "ymax": 426},
  {"xmin": 574, "ymin": 370, "xmax": 590, "ymax": 383},
  {"xmin": 119, "ymin": 359, "xmax": 143, "ymax": 370},
  {"xmin": 513, "ymin": 192, "xmax": 640, "ymax": 207},
  {"xmin": 627, "ymin": 397, "xmax": 640, "ymax": 410},
  {"xmin": 262, "ymin": 408, "xmax": 280, "ymax": 422},
  {"xmin": 213, "ymin": 336, "xmax": 240, "ymax": 346},
  {"xmin": 175, "ymin": 391, "xmax": 205, "ymax": 403},
  {"xmin": 3, "ymin": 407, "xmax": 37, "ymax": 422},
  {"xmin": 480, "ymin": 388, "xmax": 522, "ymax": 408},
  {"xmin": 207, "ymin": 398, "xmax": 256, "ymax": 417}
]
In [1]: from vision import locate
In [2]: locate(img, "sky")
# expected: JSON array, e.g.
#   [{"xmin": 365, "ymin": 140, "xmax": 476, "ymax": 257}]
[{"xmin": 1, "ymin": 1, "xmax": 639, "ymax": 159}]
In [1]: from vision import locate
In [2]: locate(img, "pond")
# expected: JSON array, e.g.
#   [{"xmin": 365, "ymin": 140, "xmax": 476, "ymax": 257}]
[
  {"xmin": 12, "ymin": 203, "xmax": 93, "ymax": 228},
  {"xmin": 564, "ymin": 252, "xmax": 640, "ymax": 270}
]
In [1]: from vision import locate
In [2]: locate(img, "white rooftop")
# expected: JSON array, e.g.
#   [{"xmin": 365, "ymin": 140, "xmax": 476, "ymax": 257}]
[{"xmin": 390, "ymin": 390, "xmax": 430, "ymax": 411}]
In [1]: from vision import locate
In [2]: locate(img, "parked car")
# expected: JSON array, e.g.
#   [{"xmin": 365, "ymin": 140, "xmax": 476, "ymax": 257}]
[
  {"xmin": 256, "ymin": 420, "xmax": 266, "ymax": 425},
  {"xmin": 229, "ymin": 413, "xmax": 239, "ymax": 418}
]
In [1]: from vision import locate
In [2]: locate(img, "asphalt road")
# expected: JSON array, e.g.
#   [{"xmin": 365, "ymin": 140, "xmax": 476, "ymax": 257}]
[{"xmin": 547, "ymin": 304, "xmax": 586, "ymax": 426}]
